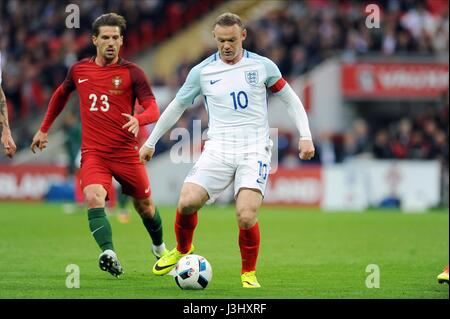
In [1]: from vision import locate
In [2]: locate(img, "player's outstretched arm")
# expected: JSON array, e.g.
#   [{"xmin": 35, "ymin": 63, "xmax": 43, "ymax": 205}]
[
  {"xmin": 0, "ymin": 86, "xmax": 17, "ymax": 158},
  {"xmin": 139, "ymin": 98, "xmax": 187, "ymax": 163},
  {"xmin": 30, "ymin": 84, "xmax": 72, "ymax": 154},
  {"xmin": 274, "ymin": 82, "xmax": 315, "ymax": 160}
]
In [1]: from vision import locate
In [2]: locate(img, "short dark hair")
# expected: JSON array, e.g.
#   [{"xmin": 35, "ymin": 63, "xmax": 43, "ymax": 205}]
[
  {"xmin": 92, "ymin": 13, "xmax": 126, "ymax": 36},
  {"xmin": 213, "ymin": 12, "xmax": 245, "ymax": 29}
]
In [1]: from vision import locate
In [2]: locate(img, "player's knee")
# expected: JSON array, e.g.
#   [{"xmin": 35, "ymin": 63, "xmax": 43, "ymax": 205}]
[
  {"xmin": 133, "ymin": 198, "xmax": 155, "ymax": 218},
  {"xmin": 177, "ymin": 195, "xmax": 201, "ymax": 214},
  {"xmin": 84, "ymin": 189, "xmax": 106, "ymax": 208},
  {"xmin": 236, "ymin": 208, "xmax": 258, "ymax": 229}
]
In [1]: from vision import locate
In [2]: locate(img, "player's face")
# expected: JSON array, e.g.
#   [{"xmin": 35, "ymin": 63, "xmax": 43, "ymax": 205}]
[
  {"xmin": 93, "ymin": 26, "xmax": 123, "ymax": 62},
  {"xmin": 213, "ymin": 24, "xmax": 246, "ymax": 64}
]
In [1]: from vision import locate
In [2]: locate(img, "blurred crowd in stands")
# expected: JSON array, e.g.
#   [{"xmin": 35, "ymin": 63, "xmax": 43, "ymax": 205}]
[
  {"xmin": 174, "ymin": 0, "xmax": 449, "ymax": 86},
  {"xmin": 158, "ymin": 0, "xmax": 450, "ymax": 167},
  {"xmin": 319, "ymin": 90, "xmax": 449, "ymax": 166},
  {"xmin": 0, "ymin": 0, "xmax": 448, "ymax": 167}
]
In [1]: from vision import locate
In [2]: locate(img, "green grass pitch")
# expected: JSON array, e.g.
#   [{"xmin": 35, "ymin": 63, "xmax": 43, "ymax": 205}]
[{"xmin": 0, "ymin": 202, "xmax": 448, "ymax": 299}]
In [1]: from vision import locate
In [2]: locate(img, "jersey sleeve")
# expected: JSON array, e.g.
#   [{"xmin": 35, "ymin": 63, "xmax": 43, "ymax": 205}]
[
  {"xmin": 61, "ymin": 64, "xmax": 76, "ymax": 92},
  {"xmin": 175, "ymin": 64, "xmax": 202, "ymax": 106},
  {"xmin": 261, "ymin": 57, "xmax": 283, "ymax": 88},
  {"xmin": 130, "ymin": 64, "xmax": 154, "ymax": 103},
  {"xmin": 39, "ymin": 65, "xmax": 75, "ymax": 133}
]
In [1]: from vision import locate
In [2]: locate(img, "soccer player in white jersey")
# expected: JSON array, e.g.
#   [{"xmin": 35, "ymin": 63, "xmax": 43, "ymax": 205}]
[
  {"xmin": 140, "ymin": 13, "xmax": 315, "ymax": 288},
  {"xmin": 0, "ymin": 52, "xmax": 17, "ymax": 158}
]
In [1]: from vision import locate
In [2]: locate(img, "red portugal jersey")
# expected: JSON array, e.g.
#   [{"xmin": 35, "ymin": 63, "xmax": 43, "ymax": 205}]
[{"xmin": 40, "ymin": 57, "xmax": 159, "ymax": 157}]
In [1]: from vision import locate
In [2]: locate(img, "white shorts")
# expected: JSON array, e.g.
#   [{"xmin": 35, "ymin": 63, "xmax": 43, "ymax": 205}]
[{"xmin": 184, "ymin": 142, "xmax": 272, "ymax": 204}]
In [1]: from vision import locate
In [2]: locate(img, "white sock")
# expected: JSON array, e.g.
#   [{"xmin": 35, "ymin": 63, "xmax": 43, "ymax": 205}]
[
  {"xmin": 152, "ymin": 243, "xmax": 166, "ymax": 255},
  {"xmin": 102, "ymin": 249, "xmax": 116, "ymax": 257}
]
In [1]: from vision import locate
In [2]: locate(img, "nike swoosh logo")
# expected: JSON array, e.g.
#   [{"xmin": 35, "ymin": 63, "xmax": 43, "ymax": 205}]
[
  {"xmin": 91, "ymin": 225, "xmax": 104, "ymax": 235},
  {"xmin": 78, "ymin": 79, "xmax": 88, "ymax": 83},
  {"xmin": 256, "ymin": 178, "xmax": 266, "ymax": 184},
  {"xmin": 210, "ymin": 79, "xmax": 222, "ymax": 85},
  {"xmin": 243, "ymin": 280, "xmax": 258, "ymax": 286},
  {"xmin": 154, "ymin": 263, "xmax": 177, "ymax": 271}
]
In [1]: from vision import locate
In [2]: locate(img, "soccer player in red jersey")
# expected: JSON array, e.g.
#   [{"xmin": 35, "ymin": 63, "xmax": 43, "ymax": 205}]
[
  {"xmin": 0, "ymin": 51, "xmax": 17, "ymax": 158},
  {"xmin": 30, "ymin": 13, "xmax": 167, "ymax": 277}
]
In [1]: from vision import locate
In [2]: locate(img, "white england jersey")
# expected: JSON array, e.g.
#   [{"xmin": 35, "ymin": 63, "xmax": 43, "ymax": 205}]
[{"xmin": 175, "ymin": 50, "xmax": 282, "ymax": 153}]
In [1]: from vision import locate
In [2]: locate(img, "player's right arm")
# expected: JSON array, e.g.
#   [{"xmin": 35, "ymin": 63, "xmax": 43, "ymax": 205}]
[
  {"xmin": 0, "ymin": 52, "xmax": 17, "ymax": 158},
  {"xmin": 0, "ymin": 85, "xmax": 17, "ymax": 158},
  {"xmin": 139, "ymin": 65, "xmax": 202, "ymax": 163},
  {"xmin": 30, "ymin": 67, "xmax": 75, "ymax": 153}
]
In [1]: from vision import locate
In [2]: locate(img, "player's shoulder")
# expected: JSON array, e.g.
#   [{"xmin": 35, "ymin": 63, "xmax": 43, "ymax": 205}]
[
  {"xmin": 244, "ymin": 50, "xmax": 281, "ymax": 78},
  {"xmin": 117, "ymin": 58, "xmax": 149, "ymax": 82},
  {"xmin": 69, "ymin": 57, "xmax": 94, "ymax": 73},
  {"xmin": 118, "ymin": 57, "xmax": 140, "ymax": 69},
  {"xmin": 73, "ymin": 57, "xmax": 94, "ymax": 67},
  {"xmin": 244, "ymin": 50, "xmax": 276, "ymax": 66},
  {"xmin": 192, "ymin": 53, "xmax": 220, "ymax": 71}
]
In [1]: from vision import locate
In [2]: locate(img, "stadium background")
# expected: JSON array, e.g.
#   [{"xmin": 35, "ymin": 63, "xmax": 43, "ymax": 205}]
[{"xmin": 0, "ymin": 0, "xmax": 448, "ymax": 299}]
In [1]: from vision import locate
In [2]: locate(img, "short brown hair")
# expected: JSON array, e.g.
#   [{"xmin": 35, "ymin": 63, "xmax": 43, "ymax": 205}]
[
  {"xmin": 213, "ymin": 12, "xmax": 245, "ymax": 29},
  {"xmin": 92, "ymin": 13, "xmax": 126, "ymax": 36}
]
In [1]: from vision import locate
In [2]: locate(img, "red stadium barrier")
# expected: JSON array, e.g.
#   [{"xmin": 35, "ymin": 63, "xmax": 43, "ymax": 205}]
[
  {"xmin": 264, "ymin": 166, "xmax": 322, "ymax": 206},
  {"xmin": 0, "ymin": 165, "xmax": 67, "ymax": 201},
  {"xmin": 341, "ymin": 62, "xmax": 449, "ymax": 98}
]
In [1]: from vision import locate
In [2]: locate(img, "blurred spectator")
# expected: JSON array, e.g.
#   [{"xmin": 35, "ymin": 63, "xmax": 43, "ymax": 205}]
[{"xmin": 373, "ymin": 129, "xmax": 392, "ymax": 159}]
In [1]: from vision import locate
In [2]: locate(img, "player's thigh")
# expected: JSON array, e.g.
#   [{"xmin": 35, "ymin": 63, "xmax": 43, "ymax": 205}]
[
  {"xmin": 178, "ymin": 182, "xmax": 210, "ymax": 212},
  {"xmin": 80, "ymin": 153, "xmax": 113, "ymax": 200},
  {"xmin": 234, "ymin": 153, "xmax": 271, "ymax": 200},
  {"xmin": 184, "ymin": 149, "xmax": 235, "ymax": 205},
  {"xmin": 235, "ymin": 188, "xmax": 263, "ymax": 214},
  {"xmin": 111, "ymin": 159, "xmax": 151, "ymax": 200}
]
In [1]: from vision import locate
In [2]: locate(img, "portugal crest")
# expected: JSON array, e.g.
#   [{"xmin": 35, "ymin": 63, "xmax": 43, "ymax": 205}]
[
  {"xmin": 112, "ymin": 76, "xmax": 122, "ymax": 88},
  {"xmin": 245, "ymin": 70, "xmax": 258, "ymax": 86}
]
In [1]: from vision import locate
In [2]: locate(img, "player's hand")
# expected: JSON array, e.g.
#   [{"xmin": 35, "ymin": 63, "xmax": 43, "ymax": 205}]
[
  {"xmin": 30, "ymin": 130, "xmax": 48, "ymax": 154},
  {"xmin": 298, "ymin": 139, "xmax": 315, "ymax": 160},
  {"xmin": 122, "ymin": 113, "xmax": 139, "ymax": 137},
  {"xmin": 139, "ymin": 145, "xmax": 155, "ymax": 163},
  {"xmin": 1, "ymin": 128, "xmax": 17, "ymax": 158}
]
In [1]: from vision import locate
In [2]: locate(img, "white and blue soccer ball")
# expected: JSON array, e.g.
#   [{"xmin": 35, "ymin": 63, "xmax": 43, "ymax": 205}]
[{"xmin": 174, "ymin": 254, "xmax": 213, "ymax": 290}]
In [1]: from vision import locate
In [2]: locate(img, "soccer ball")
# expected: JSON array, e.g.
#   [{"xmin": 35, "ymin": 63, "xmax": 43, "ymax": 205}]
[{"xmin": 174, "ymin": 254, "xmax": 213, "ymax": 290}]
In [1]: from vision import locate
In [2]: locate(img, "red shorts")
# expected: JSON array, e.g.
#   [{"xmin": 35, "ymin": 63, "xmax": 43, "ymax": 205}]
[{"xmin": 80, "ymin": 152, "xmax": 151, "ymax": 200}]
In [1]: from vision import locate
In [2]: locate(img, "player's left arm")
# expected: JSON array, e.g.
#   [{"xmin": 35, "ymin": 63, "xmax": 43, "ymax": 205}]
[
  {"xmin": 0, "ymin": 85, "xmax": 17, "ymax": 158},
  {"xmin": 268, "ymin": 75, "xmax": 314, "ymax": 161},
  {"xmin": 272, "ymin": 80, "xmax": 315, "ymax": 160},
  {"xmin": 262, "ymin": 56, "xmax": 314, "ymax": 160},
  {"xmin": 122, "ymin": 65, "xmax": 160, "ymax": 137}
]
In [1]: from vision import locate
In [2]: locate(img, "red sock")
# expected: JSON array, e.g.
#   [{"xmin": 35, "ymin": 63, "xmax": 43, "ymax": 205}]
[
  {"xmin": 175, "ymin": 209, "xmax": 198, "ymax": 254},
  {"xmin": 239, "ymin": 222, "xmax": 260, "ymax": 274}
]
